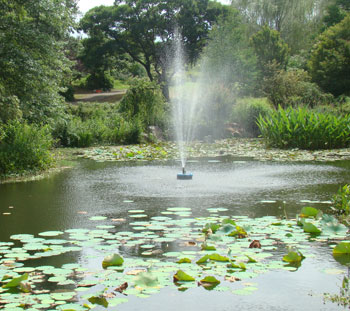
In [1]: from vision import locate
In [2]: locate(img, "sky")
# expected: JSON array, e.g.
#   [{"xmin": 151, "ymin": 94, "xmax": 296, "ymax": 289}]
[{"xmin": 78, "ymin": 0, "xmax": 231, "ymax": 15}]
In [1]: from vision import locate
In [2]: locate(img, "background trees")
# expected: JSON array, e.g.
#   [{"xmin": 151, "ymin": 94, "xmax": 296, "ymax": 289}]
[
  {"xmin": 308, "ymin": 14, "xmax": 350, "ymax": 97},
  {"xmin": 0, "ymin": 0, "xmax": 77, "ymax": 123},
  {"xmin": 79, "ymin": 0, "xmax": 230, "ymax": 99}
]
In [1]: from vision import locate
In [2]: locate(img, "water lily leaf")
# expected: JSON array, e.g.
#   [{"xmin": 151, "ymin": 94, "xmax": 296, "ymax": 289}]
[
  {"xmin": 134, "ymin": 271, "xmax": 159, "ymax": 288},
  {"xmin": 88, "ymin": 296, "xmax": 108, "ymax": 308},
  {"xmin": 202, "ymin": 223, "xmax": 221, "ymax": 234},
  {"xmin": 102, "ymin": 254, "xmax": 124, "ymax": 269},
  {"xmin": 199, "ymin": 276, "xmax": 221, "ymax": 290},
  {"xmin": 177, "ymin": 258, "xmax": 192, "ymax": 264},
  {"xmin": 38, "ymin": 231, "xmax": 64, "ymax": 237},
  {"xmin": 2, "ymin": 273, "xmax": 28, "ymax": 288},
  {"xmin": 201, "ymin": 243, "xmax": 216, "ymax": 251},
  {"xmin": 200, "ymin": 276, "xmax": 220, "ymax": 284},
  {"xmin": 303, "ymin": 222, "xmax": 321, "ymax": 234},
  {"xmin": 222, "ymin": 219, "xmax": 236, "ymax": 226},
  {"xmin": 283, "ymin": 251, "xmax": 305, "ymax": 264},
  {"xmin": 208, "ymin": 254, "xmax": 230, "ymax": 262},
  {"xmin": 246, "ymin": 255, "xmax": 257, "ymax": 263},
  {"xmin": 217, "ymin": 224, "xmax": 236, "ymax": 235},
  {"xmin": 299, "ymin": 207, "xmax": 319, "ymax": 218},
  {"xmin": 173, "ymin": 270, "xmax": 195, "ymax": 282},
  {"xmin": 333, "ymin": 242, "xmax": 350, "ymax": 255},
  {"xmin": 196, "ymin": 255, "xmax": 210, "ymax": 265},
  {"xmin": 228, "ymin": 226, "xmax": 247, "ymax": 238},
  {"xmin": 227, "ymin": 261, "xmax": 247, "ymax": 270}
]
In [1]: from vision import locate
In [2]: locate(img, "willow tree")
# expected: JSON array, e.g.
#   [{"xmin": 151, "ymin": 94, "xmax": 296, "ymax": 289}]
[{"xmin": 231, "ymin": 0, "xmax": 329, "ymax": 53}]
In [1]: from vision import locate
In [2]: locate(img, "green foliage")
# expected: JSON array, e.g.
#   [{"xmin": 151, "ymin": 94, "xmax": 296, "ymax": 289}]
[
  {"xmin": 0, "ymin": 0, "xmax": 77, "ymax": 123},
  {"xmin": 282, "ymin": 250, "xmax": 305, "ymax": 264},
  {"xmin": 251, "ymin": 25, "xmax": 290, "ymax": 80},
  {"xmin": 263, "ymin": 68, "xmax": 333, "ymax": 108},
  {"xmin": 308, "ymin": 14, "xmax": 350, "ymax": 97},
  {"xmin": 51, "ymin": 103, "xmax": 143, "ymax": 147},
  {"xmin": 232, "ymin": 0, "xmax": 327, "ymax": 54},
  {"xmin": 231, "ymin": 98, "xmax": 273, "ymax": 137},
  {"xmin": 173, "ymin": 270, "xmax": 195, "ymax": 282},
  {"xmin": 203, "ymin": 10, "xmax": 258, "ymax": 97},
  {"xmin": 86, "ymin": 71, "xmax": 114, "ymax": 91},
  {"xmin": 0, "ymin": 121, "xmax": 54, "ymax": 175},
  {"xmin": 331, "ymin": 185, "xmax": 350, "ymax": 215},
  {"xmin": 258, "ymin": 106, "xmax": 350, "ymax": 149},
  {"xmin": 80, "ymin": 0, "xmax": 230, "ymax": 98},
  {"xmin": 102, "ymin": 253, "xmax": 124, "ymax": 269},
  {"xmin": 119, "ymin": 78, "xmax": 166, "ymax": 129},
  {"xmin": 0, "ymin": 90, "xmax": 22, "ymax": 123}
]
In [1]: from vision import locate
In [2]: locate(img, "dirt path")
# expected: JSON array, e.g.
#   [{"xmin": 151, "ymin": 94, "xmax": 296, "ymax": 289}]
[{"xmin": 75, "ymin": 90, "xmax": 126, "ymax": 103}]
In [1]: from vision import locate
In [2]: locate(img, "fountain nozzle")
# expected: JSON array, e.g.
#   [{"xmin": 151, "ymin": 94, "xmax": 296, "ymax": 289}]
[{"xmin": 177, "ymin": 166, "xmax": 193, "ymax": 180}]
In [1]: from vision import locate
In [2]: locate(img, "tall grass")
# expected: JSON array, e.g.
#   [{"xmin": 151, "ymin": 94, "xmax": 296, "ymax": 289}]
[
  {"xmin": 257, "ymin": 106, "xmax": 350, "ymax": 149},
  {"xmin": 0, "ymin": 121, "xmax": 54, "ymax": 175}
]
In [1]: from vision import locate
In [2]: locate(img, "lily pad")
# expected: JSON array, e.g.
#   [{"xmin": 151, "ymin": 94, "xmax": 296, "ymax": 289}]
[
  {"xmin": 173, "ymin": 270, "xmax": 195, "ymax": 282},
  {"xmin": 102, "ymin": 254, "xmax": 124, "ymax": 269}
]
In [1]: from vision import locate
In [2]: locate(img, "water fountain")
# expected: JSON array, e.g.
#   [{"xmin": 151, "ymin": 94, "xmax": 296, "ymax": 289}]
[{"xmin": 171, "ymin": 31, "xmax": 198, "ymax": 180}]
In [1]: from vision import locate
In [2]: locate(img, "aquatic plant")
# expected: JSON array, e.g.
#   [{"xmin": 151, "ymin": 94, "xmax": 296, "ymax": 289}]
[
  {"xmin": 0, "ymin": 205, "xmax": 348, "ymax": 309},
  {"xmin": 258, "ymin": 106, "xmax": 350, "ymax": 149}
]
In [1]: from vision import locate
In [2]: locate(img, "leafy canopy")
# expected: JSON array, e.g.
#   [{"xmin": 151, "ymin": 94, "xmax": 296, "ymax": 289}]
[
  {"xmin": 0, "ymin": 0, "xmax": 78, "ymax": 123},
  {"xmin": 79, "ymin": 0, "xmax": 230, "ymax": 98}
]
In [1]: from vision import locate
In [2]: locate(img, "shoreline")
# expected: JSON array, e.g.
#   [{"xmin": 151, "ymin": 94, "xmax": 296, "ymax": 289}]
[{"xmin": 2, "ymin": 138, "xmax": 350, "ymax": 184}]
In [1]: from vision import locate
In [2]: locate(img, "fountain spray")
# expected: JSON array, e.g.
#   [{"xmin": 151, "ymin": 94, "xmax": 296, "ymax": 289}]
[{"xmin": 171, "ymin": 29, "xmax": 195, "ymax": 180}]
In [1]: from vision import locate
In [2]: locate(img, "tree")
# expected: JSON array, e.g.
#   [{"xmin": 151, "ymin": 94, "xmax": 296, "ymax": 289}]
[
  {"xmin": 322, "ymin": 0, "xmax": 349, "ymax": 29},
  {"xmin": 203, "ymin": 10, "xmax": 258, "ymax": 96},
  {"xmin": 0, "ymin": 0, "xmax": 77, "ymax": 123},
  {"xmin": 308, "ymin": 14, "xmax": 350, "ymax": 97},
  {"xmin": 231, "ymin": 0, "xmax": 329, "ymax": 54},
  {"xmin": 79, "ymin": 0, "xmax": 230, "ymax": 99},
  {"xmin": 251, "ymin": 25, "xmax": 290, "ymax": 80}
]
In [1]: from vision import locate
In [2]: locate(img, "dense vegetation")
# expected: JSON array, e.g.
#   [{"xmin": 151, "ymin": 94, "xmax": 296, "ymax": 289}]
[{"xmin": 0, "ymin": 0, "xmax": 350, "ymax": 177}]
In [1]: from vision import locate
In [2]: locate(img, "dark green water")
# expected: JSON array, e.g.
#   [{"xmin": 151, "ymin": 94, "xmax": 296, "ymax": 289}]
[{"xmin": 1, "ymin": 158, "xmax": 350, "ymax": 310}]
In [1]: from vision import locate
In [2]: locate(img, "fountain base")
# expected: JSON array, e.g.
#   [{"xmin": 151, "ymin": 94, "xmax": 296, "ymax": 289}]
[{"xmin": 177, "ymin": 172, "xmax": 193, "ymax": 180}]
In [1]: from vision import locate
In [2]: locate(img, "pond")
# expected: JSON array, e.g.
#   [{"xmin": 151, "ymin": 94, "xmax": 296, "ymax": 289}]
[{"xmin": 1, "ymin": 157, "xmax": 350, "ymax": 310}]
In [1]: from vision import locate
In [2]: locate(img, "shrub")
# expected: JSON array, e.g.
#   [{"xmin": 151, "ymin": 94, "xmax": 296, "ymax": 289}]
[
  {"xmin": 263, "ymin": 68, "xmax": 333, "ymax": 108},
  {"xmin": 331, "ymin": 185, "xmax": 350, "ymax": 215},
  {"xmin": 231, "ymin": 98, "xmax": 272, "ymax": 137},
  {"xmin": 0, "ymin": 121, "xmax": 54, "ymax": 175},
  {"xmin": 51, "ymin": 103, "xmax": 142, "ymax": 147},
  {"xmin": 119, "ymin": 78, "xmax": 166, "ymax": 129},
  {"xmin": 257, "ymin": 106, "xmax": 350, "ymax": 149},
  {"xmin": 86, "ymin": 71, "xmax": 114, "ymax": 91}
]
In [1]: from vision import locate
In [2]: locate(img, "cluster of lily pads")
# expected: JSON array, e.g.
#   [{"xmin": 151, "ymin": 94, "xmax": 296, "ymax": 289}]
[
  {"xmin": 76, "ymin": 139, "xmax": 350, "ymax": 163},
  {"xmin": 0, "ymin": 205, "xmax": 349, "ymax": 310}
]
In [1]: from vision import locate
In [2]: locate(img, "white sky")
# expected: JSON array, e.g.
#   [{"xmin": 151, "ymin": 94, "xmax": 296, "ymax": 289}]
[{"xmin": 78, "ymin": 0, "xmax": 231, "ymax": 15}]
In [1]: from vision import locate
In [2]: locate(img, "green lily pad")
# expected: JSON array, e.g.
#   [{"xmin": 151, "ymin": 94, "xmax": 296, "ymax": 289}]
[
  {"xmin": 102, "ymin": 254, "xmax": 124, "ymax": 269},
  {"xmin": 38, "ymin": 231, "xmax": 64, "ymax": 237},
  {"xmin": 173, "ymin": 270, "xmax": 195, "ymax": 282}
]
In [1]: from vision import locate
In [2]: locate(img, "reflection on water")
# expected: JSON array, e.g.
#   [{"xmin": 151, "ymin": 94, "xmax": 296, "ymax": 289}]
[
  {"xmin": 0, "ymin": 158, "xmax": 350, "ymax": 310},
  {"xmin": 0, "ymin": 158, "xmax": 348, "ymax": 240}
]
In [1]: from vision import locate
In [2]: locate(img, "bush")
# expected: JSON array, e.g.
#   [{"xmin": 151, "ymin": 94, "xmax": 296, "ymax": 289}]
[
  {"xmin": 331, "ymin": 185, "xmax": 350, "ymax": 215},
  {"xmin": 86, "ymin": 71, "xmax": 114, "ymax": 91},
  {"xmin": 51, "ymin": 103, "xmax": 142, "ymax": 147},
  {"xmin": 231, "ymin": 98, "xmax": 272, "ymax": 137},
  {"xmin": 119, "ymin": 78, "xmax": 166, "ymax": 129},
  {"xmin": 263, "ymin": 68, "xmax": 333, "ymax": 108},
  {"xmin": 0, "ymin": 121, "xmax": 54, "ymax": 175},
  {"xmin": 257, "ymin": 106, "xmax": 350, "ymax": 149}
]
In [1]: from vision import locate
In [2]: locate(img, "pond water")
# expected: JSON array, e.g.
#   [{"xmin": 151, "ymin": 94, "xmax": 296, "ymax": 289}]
[{"xmin": 1, "ymin": 157, "xmax": 350, "ymax": 310}]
